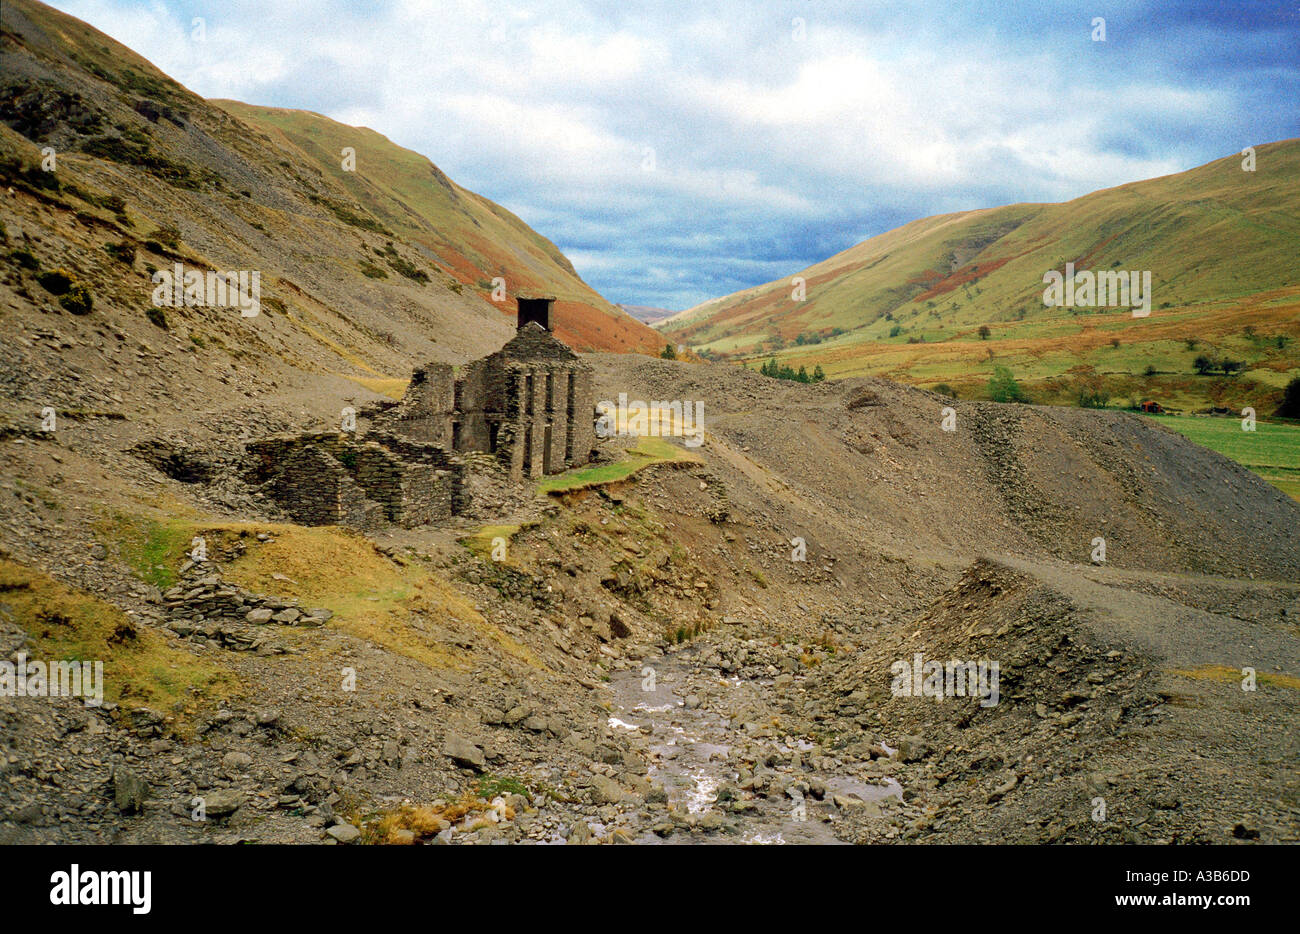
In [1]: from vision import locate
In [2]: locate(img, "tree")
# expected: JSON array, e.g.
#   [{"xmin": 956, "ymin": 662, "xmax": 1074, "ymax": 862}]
[
  {"xmin": 987, "ymin": 366, "xmax": 1028, "ymax": 404},
  {"xmin": 660, "ymin": 343, "xmax": 676, "ymax": 360},
  {"xmin": 812, "ymin": 365, "xmax": 826, "ymax": 383},
  {"xmin": 1278, "ymin": 376, "xmax": 1300, "ymax": 418},
  {"xmin": 1193, "ymin": 354, "xmax": 1215, "ymax": 375},
  {"xmin": 978, "ymin": 325, "xmax": 991, "ymax": 340}
]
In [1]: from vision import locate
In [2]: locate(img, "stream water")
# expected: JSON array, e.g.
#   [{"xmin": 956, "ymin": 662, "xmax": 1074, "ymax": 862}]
[{"xmin": 607, "ymin": 646, "xmax": 901, "ymax": 845}]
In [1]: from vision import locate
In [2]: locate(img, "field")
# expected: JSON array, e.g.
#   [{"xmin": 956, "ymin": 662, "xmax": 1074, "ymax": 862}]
[
  {"xmin": 1144, "ymin": 413, "xmax": 1300, "ymax": 501},
  {"xmin": 717, "ymin": 292, "xmax": 1300, "ymax": 416}
]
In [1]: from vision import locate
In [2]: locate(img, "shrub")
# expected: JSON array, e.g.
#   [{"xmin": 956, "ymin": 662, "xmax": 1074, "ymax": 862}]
[
  {"xmin": 148, "ymin": 226, "xmax": 181, "ymax": 250},
  {"xmin": 987, "ymin": 366, "xmax": 1028, "ymax": 403},
  {"xmin": 384, "ymin": 253, "xmax": 428, "ymax": 282},
  {"xmin": 0, "ymin": 156, "xmax": 60, "ymax": 193},
  {"xmin": 59, "ymin": 283, "xmax": 93, "ymax": 315},
  {"xmin": 103, "ymin": 241, "xmax": 136, "ymax": 264},
  {"xmin": 37, "ymin": 268, "xmax": 73, "ymax": 295},
  {"xmin": 8, "ymin": 248, "xmax": 39, "ymax": 270},
  {"xmin": 1278, "ymin": 377, "xmax": 1300, "ymax": 419},
  {"xmin": 146, "ymin": 307, "xmax": 168, "ymax": 329},
  {"xmin": 81, "ymin": 136, "xmax": 206, "ymax": 189}
]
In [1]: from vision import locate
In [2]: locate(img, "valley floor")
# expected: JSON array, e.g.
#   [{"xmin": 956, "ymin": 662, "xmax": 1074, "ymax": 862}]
[{"xmin": 1, "ymin": 353, "xmax": 1297, "ymax": 845}]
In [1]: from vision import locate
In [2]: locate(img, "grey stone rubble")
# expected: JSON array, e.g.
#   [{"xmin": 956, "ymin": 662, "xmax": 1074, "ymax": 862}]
[{"xmin": 159, "ymin": 558, "xmax": 331, "ymax": 652}]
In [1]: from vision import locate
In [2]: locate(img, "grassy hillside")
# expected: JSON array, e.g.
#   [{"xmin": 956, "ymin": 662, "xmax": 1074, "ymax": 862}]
[
  {"xmin": 662, "ymin": 140, "xmax": 1300, "ymax": 415},
  {"xmin": 0, "ymin": 0, "xmax": 658, "ymax": 375},
  {"xmin": 215, "ymin": 101, "xmax": 661, "ymax": 354}
]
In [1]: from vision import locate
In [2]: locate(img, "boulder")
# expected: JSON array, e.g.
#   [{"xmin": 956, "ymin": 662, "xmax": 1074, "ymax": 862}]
[{"xmin": 443, "ymin": 734, "xmax": 486, "ymax": 771}]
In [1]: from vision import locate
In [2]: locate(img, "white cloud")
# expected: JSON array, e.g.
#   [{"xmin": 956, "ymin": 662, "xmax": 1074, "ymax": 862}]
[{"xmin": 43, "ymin": 0, "xmax": 1294, "ymax": 307}]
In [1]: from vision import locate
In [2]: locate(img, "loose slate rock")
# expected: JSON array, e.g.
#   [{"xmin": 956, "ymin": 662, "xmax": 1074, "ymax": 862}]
[
  {"xmin": 200, "ymin": 789, "xmax": 244, "ymax": 819},
  {"xmin": 112, "ymin": 767, "xmax": 149, "ymax": 813},
  {"xmin": 444, "ymin": 734, "xmax": 486, "ymax": 771},
  {"xmin": 326, "ymin": 823, "xmax": 361, "ymax": 844}
]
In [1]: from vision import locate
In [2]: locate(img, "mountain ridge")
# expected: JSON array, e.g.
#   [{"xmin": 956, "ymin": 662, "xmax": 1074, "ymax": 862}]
[{"xmin": 661, "ymin": 140, "xmax": 1300, "ymax": 413}]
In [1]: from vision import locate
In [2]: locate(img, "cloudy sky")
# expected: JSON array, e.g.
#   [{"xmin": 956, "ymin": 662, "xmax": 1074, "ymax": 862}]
[{"xmin": 48, "ymin": 0, "xmax": 1300, "ymax": 310}]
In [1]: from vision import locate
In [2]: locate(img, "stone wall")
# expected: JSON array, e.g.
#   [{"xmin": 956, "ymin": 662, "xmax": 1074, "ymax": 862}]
[
  {"xmin": 369, "ymin": 362, "xmax": 454, "ymax": 445},
  {"xmin": 248, "ymin": 432, "xmax": 460, "ymax": 530},
  {"xmin": 268, "ymin": 445, "xmax": 384, "ymax": 531}
]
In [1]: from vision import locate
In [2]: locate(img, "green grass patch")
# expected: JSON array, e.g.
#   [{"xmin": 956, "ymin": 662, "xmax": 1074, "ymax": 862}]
[
  {"xmin": 219, "ymin": 523, "xmax": 544, "ymax": 671},
  {"xmin": 460, "ymin": 524, "xmax": 523, "ymax": 561},
  {"xmin": 476, "ymin": 774, "xmax": 532, "ymax": 799},
  {"xmin": 98, "ymin": 513, "xmax": 198, "ymax": 589},
  {"xmin": 538, "ymin": 437, "xmax": 699, "ymax": 494}
]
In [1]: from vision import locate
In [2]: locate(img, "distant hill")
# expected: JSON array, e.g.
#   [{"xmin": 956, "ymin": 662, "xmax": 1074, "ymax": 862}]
[
  {"xmin": 616, "ymin": 303, "xmax": 676, "ymax": 325},
  {"xmin": 662, "ymin": 141, "xmax": 1300, "ymax": 413}
]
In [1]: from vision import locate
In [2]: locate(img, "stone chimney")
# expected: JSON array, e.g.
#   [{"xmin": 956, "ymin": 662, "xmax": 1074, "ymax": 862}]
[{"xmin": 517, "ymin": 296, "xmax": 554, "ymax": 331}]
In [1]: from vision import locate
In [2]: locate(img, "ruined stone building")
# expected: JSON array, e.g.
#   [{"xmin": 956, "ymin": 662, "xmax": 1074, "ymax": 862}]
[
  {"xmin": 371, "ymin": 296, "xmax": 595, "ymax": 481},
  {"xmin": 250, "ymin": 298, "xmax": 595, "ymax": 529}
]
